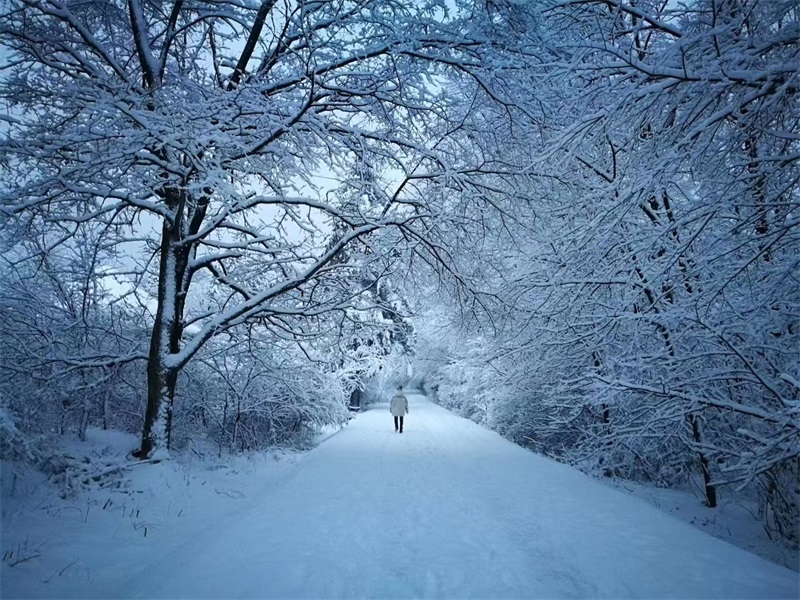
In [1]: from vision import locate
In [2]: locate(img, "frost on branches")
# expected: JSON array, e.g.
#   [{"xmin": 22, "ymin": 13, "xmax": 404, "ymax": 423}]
[
  {"xmin": 0, "ymin": 0, "xmax": 532, "ymax": 458},
  {"xmin": 1, "ymin": 0, "xmax": 796, "ymax": 551},
  {"xmin": 414, "ymin": 0, "xmax": 800, "ymax": 547}
]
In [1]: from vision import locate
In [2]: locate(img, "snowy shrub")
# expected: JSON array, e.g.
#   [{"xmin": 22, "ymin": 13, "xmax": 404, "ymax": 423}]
[
  {"xmin": 173, "ymin": 333, "xmax": 352, "ymax": 454},
  {"xmin": 0, "ymin": 258, "xmax": 148, "ymax": 445},
  {"xmin": 0, "ymin": 406, "xmax": 40, "ymax": 463}
]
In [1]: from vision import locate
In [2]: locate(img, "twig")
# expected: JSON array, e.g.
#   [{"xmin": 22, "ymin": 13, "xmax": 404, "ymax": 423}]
[
  {"xmin": 80, "ymin": 459, "xmax": 160, "ymax": 484},
  {"xmin": 9, "ymin": 553, "xmax": 41, "ymax": 567},
  {"xmin": 43, "ymin": 559, "xmax": 77, "ymax": 583}
]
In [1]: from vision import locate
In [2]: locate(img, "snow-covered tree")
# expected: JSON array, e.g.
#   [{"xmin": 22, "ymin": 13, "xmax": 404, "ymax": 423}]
[
  {"xmin": 417, "ymin": 0, "xmax": 799, "ymax": 542},
  {"xmin": 1, "ymin": 0, "xmax": 536, "ymax": 458}
]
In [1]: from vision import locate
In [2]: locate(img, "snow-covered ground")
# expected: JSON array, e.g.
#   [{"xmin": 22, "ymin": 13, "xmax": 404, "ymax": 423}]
[
  {"xmin": 602, "ymin": 476, "xmax": 799, "ymax": 572},
  {"xmin": 2, "ymin": 392, "xmax": 798, "ymax": 598}
]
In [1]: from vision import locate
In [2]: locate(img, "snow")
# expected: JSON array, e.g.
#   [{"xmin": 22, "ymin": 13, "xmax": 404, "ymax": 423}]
[
  {"xmin": 2, "ymin": 395, "xmax": 797, "ymax": 599},
  {"xmin": 602, "ymin": 478, "xmax": 799, "ymax": 571}
]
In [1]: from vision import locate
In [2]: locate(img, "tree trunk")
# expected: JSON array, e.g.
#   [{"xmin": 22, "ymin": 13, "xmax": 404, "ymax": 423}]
[
  {"xmin": 135, "ymin": 220, "xmax": 188, "ymax": 459},
  {"xmin": 220, "ymin": 392, "xmax": 228, "ymax": 458},
  {"xmin": 138, "ymin": 347, "xmax": 178, "ymax": 459},
  {"xmin": 78, "ymin": 398, "xmax": 90, "ymax": 442},
  {"xmin": 631, "ymin": 244, "xmax": 717, "ymax": 507},
  {"xmin": 689, "ymin": 413, "xmax": 717, "ymax": 507},
  {"xmin": 103, "ymin": 386, "xmax": 110, "ymax": 430},
  {"xmin": 233, "ymin": 399, "xmax": 241, "ymax": 452}
]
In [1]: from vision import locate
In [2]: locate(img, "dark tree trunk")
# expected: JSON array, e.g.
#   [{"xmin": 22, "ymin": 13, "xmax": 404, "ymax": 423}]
[
  {"xmin": 631, "ymin": 243, "xmax": 717, "ymax": 508},
  {"xmin": 135, "ymin": 217, "xmax": 191, "ymax": 458},
  {"xmin": 689, "ymin": 413, "xmax": 717, "ymax": 507}
]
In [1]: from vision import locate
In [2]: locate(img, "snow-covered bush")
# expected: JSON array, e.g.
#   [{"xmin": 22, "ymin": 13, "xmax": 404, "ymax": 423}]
[
  {"xmin": 177, "ymin": 336, "xmax": 351, "ymax": 453},
  {"xmin": 0, "ymin": 405, "xmax": 40, "ymax": 463},
  {"xmin": 0, "ymin": 254, "xmax": 148, "ymax": 446}
]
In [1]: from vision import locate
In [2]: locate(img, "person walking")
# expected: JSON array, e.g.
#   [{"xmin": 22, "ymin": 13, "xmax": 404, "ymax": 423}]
[{"xmin": 390, "ymin": 386, "xmax": 409, "ymax": 433}]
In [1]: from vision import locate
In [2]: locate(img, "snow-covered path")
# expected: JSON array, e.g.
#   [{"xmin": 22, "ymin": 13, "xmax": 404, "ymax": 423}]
[{"xmin": 97, "ymin": 392, "xmax": 794, "ymax": 599}]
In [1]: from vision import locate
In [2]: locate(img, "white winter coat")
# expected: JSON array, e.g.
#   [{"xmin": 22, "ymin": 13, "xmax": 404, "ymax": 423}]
[{"xmin": 390, "ymin": 393, "xmax": 408, "ymax": 417}]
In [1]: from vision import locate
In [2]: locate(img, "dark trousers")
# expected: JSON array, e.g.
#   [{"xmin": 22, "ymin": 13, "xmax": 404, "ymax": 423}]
[{"xmin": 393, "ymin": 416, "xmax": 404, "ymax": 432}]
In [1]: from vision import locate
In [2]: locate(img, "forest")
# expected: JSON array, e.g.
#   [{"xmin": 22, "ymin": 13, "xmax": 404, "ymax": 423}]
[{"xmin": 1, "ymin": 0, "xmax": 798, "ymax": 551}]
